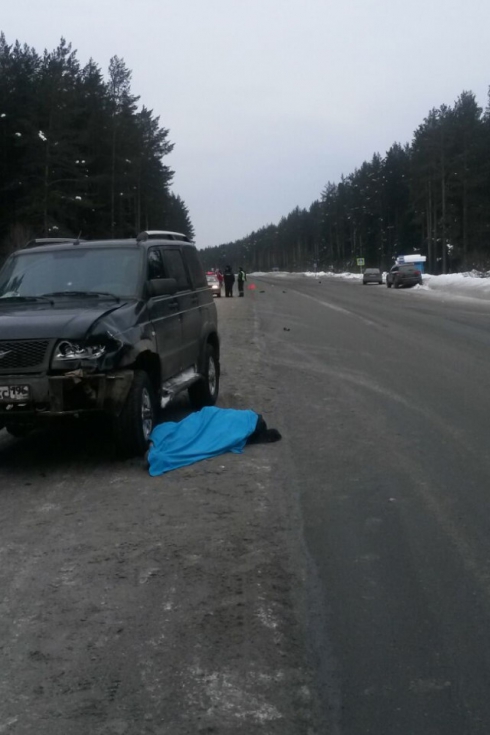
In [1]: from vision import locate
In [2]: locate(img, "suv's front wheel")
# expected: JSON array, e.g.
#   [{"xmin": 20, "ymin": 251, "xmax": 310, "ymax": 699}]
[
  {"xmin": 189, "ymin": 343, "xmax": 219, "ymax": 409},
  {"xmin": 5, "ymin": 422, "xmax": 35, "ymax": 439},
  {"xmin": 114, "ymin": 370, "xmax": 157, "ymax": 457}
]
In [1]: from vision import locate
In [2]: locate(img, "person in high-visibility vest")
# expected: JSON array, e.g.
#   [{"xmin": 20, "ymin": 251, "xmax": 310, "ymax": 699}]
[{"xmin": 237, "ymin": 267, "xmax": 247, "ymax": 297}]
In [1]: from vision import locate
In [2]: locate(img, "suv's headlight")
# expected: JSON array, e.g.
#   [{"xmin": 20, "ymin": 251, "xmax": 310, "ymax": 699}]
[{"xmin": 51, "ymin": 340, "xmax": 107, "ymax": 369}]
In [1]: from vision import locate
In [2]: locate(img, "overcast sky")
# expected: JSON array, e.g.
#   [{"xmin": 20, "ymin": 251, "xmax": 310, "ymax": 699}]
[{"xmin": 3, "ymin": 0, "xmax": 490, "ymax": 247}]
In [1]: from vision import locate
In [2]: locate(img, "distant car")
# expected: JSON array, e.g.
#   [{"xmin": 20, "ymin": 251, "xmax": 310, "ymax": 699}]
[
  {"xmin": 386, "ymin": 264, "xmax": 422, "ymax": 289},
  {"xmin": 363, "ymin": 268, "xmax": 383, "ymax": 285},
  {"xmin": 207, "ymin": 274, "xmax": 222, "ymax": 297}
]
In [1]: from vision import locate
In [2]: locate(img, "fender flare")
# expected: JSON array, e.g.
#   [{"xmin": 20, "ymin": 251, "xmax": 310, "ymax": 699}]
[{"xmin": 197, "ymin": 327, "xmax": 220, "ymax": 374}]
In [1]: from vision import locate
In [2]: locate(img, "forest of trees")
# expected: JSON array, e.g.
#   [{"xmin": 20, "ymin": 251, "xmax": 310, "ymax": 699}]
[
  {"xmin": 202, "ymin": 90, "xmax": 490, "ymax": 275},
  {"xmin": 2, "ymin": 33, "xmax": 489, "ymax": 275},
  {"xmin": 0, "ymin": 34, "xmax": 193, "ymax": 262}
]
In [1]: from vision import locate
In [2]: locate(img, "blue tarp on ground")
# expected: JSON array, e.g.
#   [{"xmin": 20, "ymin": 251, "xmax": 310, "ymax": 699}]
[{"xmin": 148, "ymin": 407, "xmax": 259, "ymax": 476}]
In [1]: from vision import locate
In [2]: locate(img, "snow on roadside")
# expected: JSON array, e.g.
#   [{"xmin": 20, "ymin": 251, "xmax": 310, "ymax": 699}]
[
  {"xmin": 304, "ymin": 271, "xmax": 363, "ymax": 280},
  {"xmin": 249, "ymin": 271, "xmax": 291, "ymax": 278},
  {"xmin": 417, "ymin": 272, "xmax": 490, "ymax": 301},
  {"xmin": 249, "ymin": 270, "xmax": 490, "ymax": 301}
]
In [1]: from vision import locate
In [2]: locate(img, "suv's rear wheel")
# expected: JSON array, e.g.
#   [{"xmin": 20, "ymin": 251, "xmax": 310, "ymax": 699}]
[
  {"xmin": 188, "ymin": 343, "xmax": 219, "ymax": 409},
  {"xmin": 114, "ymin": 370, "xmax": 157, "ymax": 457}
]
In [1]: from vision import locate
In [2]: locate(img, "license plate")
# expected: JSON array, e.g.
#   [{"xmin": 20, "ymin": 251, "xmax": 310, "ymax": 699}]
[{"xmin": 0, "ymin": 385, "xmax": 30, "ymax": 402}]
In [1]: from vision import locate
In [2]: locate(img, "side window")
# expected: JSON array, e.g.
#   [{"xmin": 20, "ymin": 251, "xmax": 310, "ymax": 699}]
[
  {"xmin": 148, "ymin": 248, "xmax": 165, "ymax": 279},
  {"xmin": 183, "ymin": 246, "xmax": 207, "ymax": 289},
  {"xmin": 162, "ymin": 249, "xmax": 190, "ymax": 291}
]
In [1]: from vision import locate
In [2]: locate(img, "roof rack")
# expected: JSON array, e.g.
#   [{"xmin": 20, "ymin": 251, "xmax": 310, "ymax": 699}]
[
  {"xmin": 136, "ymin": 230, "xmax": 192, "ymax": 243},
  {"xmin": 24, "ymin": 237, "xmax": 84, "ymax": 249}
]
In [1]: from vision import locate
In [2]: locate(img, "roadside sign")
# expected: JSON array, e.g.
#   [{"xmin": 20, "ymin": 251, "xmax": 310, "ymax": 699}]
[{"xmin": 357, "ymin": 258, "xmax": 365, "ymax": 266}]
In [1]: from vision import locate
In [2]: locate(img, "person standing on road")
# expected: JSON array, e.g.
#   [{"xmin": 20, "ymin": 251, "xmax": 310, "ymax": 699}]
[
  {"xmin": 216, "ymin": 269, "xmax": 224, "ymax": 296},
  {"xmin": 237, "ymin": 266, "xmax": 247, "ymax": 297},
  {"xmin": 224, "ymin": 265, "xmax": 235, "ymax": 297}
]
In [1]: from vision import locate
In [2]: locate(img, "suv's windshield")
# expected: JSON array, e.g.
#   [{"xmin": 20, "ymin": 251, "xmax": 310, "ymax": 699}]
[{"xmin": 0, "ymin": 248, "xmax": 142, "ymax": 299}]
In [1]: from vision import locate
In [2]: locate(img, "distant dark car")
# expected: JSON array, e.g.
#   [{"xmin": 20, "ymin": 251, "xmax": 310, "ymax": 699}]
[
  {"xmin": 363, "ymin": 268, "xmax": 383, "ymax": 285},
  {"xmin": 206, "ymin": 274, "xmax": 222, "ymax": 297},
  {"xmin": 386, "ymin": 264, "xmax": 422, "ymax": 289}
]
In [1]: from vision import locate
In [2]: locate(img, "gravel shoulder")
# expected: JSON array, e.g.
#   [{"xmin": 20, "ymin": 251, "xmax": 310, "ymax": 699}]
[{"xmin": 0, "ymin": 294, "xmax": 320, "ymax": 735}]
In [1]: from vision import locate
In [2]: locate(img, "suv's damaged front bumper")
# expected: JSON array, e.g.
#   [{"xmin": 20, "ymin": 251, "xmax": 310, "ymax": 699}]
[{"xmin": 0, "ymin": 370, "xmax": 134, "ymax": 419}]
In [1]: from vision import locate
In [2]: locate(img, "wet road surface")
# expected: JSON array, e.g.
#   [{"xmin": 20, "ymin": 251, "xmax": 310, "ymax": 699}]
[
  {"xmin": 3, "ymin": 275, "xmax": 490, "ymax": 734},
  {"xmin": 253, "ymin": 274, "xmax": 490, "ymax": 734}
]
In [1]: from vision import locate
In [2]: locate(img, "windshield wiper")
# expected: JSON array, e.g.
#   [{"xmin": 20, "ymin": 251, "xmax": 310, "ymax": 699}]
[
  {"xmin": 0, "ymin": 294, "xmax": 55, "ymax": 305},
  {"xmin": 41, "ymin": 291, "xmax": 120, "ymax": 302}
]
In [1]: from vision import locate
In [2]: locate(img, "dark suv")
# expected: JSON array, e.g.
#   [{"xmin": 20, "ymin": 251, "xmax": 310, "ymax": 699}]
[
  {"xmin": 386, "ymin": 264, "xmax": 422, "ymax": 289},
  {"xmin": 0, "ymin": 231, "xmax": 219, "ymax": 455}
]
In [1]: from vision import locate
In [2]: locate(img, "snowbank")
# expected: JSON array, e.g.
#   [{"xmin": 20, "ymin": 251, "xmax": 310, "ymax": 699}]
[
  {"xmin": 419, "ymin": 272, "xmax": 490, "ymax": 300},
  {"xmin": 249, "ymin": 271, "xmax": 291, "ymax": 277},
  {"xmin": 303, "ymin": 271, "xmax": 363, "ymax": 280}
]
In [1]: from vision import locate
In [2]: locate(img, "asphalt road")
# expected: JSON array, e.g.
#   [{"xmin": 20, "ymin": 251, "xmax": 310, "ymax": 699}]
[
  {"xmin": 252, "ymin": 274, "xmax": 490, "ymax": 734},
  {"xmin": 0, "ymin": 300, "xmax": 318, "ymax": 735},
  {"xmin": 2, "ymin": 277, "xmax": 490, "ymax": 734}
]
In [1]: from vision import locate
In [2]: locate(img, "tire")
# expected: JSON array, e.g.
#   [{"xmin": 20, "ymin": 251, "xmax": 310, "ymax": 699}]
[
  {"xmin": 188, "ymin": 343, "xmax": 220, "ymax": 409},
  {"xmin": 393, "ymin": 279, "xmax": 399, "ymax": 289},
  {"xmin": 114, "ymin": 370, "xmax": 157, "ymax": 457},
  {"xmin": 387, "ymin": 280, "xmax": 392, "ymax": 288},
  {"xmin": 5, "ymin": 423, "xmax": 34, "ymax": 439}
]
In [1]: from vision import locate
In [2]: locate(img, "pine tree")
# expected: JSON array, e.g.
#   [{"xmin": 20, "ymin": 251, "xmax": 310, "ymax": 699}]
[{"xmin": 0, "ymin": 35, "xmax": 187, "ymax": 258}]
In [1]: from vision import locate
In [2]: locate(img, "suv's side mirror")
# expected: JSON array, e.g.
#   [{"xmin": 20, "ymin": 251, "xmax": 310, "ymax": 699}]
[{"xmin": 147, "ymin": 278, "xmax": 178, "ymax": 298}]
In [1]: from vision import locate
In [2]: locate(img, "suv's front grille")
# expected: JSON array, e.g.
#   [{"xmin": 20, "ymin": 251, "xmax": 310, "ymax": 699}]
[{"xmin": 0, "ymin": 340, "xmax": 50, "ymax": 370}]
